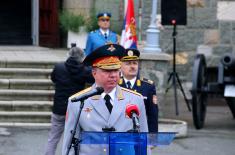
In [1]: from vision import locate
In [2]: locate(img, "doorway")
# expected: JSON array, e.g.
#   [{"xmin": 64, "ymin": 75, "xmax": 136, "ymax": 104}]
[
  {"xmin": 0, "ymin": 0, "xmax": 32, "ymax": 44},
  {"xmin": 0, "ymin": 0, "xmax": 60, "ymax": 47}
]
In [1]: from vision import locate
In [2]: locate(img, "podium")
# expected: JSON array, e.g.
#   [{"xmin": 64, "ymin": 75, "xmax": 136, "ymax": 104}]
[{"xmin": 79, "ymin": 132, "xmax": 175, "ymax": 155}]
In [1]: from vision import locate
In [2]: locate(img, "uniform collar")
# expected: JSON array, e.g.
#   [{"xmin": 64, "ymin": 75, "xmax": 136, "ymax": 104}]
[
  {"xmin": 99, "ymin": 29, "xmax": 109, "ymax": 36},
  {"xmin": 123, "ymin": 77, "xmax": 137, "ymax": 88},
  {"xmin": 91, "ymin": 85, "xmax": 124, "ymax": 100},
  {"xmin": 101, "ymin": 87, "xmax": 116, "ymax": 102}
]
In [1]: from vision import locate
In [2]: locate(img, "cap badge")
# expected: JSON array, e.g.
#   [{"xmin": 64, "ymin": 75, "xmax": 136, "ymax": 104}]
[
  {"xmin": 128, "ymin": 50, "xmax": 134, "ymax": 56},
  {"xmin": 107, "ymin": 45, "xmax": 116, "ymax": 52}
]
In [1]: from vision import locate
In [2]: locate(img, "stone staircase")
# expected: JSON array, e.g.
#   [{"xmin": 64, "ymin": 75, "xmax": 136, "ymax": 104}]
[{"xmin": 0, "ymin": 47, "xmax": 67, "ymax": 127}]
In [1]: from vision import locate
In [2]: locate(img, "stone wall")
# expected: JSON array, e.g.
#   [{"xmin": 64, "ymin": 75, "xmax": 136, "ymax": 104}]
[
  {"xmin": 63, "ymin": 0, "xmax": 94, "ymax": 17},
  {"xmin": 63, "ymin": 0, "xmax": 142, "ymax": 34}
]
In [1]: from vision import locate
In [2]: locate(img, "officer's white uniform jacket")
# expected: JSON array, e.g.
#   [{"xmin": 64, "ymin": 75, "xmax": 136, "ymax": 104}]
[{"xmin": 62, "ymin": 85, "xmax": 148, "ymax": 155}]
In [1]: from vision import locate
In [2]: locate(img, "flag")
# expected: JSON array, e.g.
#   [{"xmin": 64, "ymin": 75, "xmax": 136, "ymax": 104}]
[{"xmin": 120, "ymin": 0, "xmax": 137, "ymax": 49}]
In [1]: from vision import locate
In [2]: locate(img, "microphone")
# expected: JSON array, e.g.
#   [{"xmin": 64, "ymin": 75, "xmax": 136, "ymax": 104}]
[
  {"xmin": 125, "ymin": 104, "xmax": 140, "ymax": 132},
  {"xmin": 71, "ymin": 87, "xmax": 104, "ymax": 102}
]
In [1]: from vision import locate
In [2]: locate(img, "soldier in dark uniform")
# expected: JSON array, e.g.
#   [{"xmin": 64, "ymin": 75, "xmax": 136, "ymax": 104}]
[
  {"xmin": 85, "ymin": 12, "xmax": 119, "ymax": 56},
  {"xmin": 119, "ymin": 48, "xmax": 158, "ymax": 132}
]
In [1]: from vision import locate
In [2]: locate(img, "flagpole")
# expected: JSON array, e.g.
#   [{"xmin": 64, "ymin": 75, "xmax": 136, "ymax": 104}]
[
  {"xmin": 138, "ymin": 0, "xmax": 142, "ymax": 43},
  {"xmin": 143, "ymin": 0, "xmax": 161, "ymax": 53}
]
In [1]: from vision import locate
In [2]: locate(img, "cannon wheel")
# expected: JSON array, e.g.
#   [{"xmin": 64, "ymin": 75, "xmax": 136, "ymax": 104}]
[{"xmin": 192, "ymin": 54, "xmax": 208, "ymax": 129}]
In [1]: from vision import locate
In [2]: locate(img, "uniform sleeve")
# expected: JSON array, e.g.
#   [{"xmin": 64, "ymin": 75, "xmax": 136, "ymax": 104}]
[
  {"xmin": 62, "ymin": 100, "xmax": 81, "ymax": 155},
  {"xmin": 85, "ymin": 33, "xmax": 92, "ymax": 56},
  {"xmin": 147, "ymin": 84, "xmax": 158, "ymax": 132},
  {"xmin": 138, "ymin": 96, "xmax": 149, "ymax": 132}
]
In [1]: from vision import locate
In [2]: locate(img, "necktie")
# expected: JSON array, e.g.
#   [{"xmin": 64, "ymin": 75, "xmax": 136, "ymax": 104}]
[
  {"xmin": 126, "ymin": 81, "xmax": 132, "ymax": 89},
  {"xmin": 104, "ymin": 94, "xmax": 112, "ymax": 113},
  {"xmin": 104, "ymin": 33, "xmax": 107, "ymax": 39}
]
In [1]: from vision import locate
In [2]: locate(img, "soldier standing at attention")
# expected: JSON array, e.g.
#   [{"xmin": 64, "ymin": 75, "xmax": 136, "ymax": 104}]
[
  {"xmin": 62, "ymin": 44, "xmax": 148, "ymax": 155},
  {"xmin": 119, "ymin": 48, "xmax": 158, "ymax": 133},
  {"xmin": 85, "ymin": 12, "xmax": 119, "ymax": 56}
]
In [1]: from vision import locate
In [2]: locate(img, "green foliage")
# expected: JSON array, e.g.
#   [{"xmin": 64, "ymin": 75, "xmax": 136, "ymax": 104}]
[
  {"xmin": 85, "ymin": 11, "xmax": 99, "ymax": 32},
  {"xmin": 59, "ymin": 11, "xmax": 85, "ymax": 32}
]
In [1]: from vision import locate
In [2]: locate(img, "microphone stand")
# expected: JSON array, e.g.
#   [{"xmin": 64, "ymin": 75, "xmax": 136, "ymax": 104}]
[
  {"xmin": 132, "ymin": 118, "xmax": 140, "ymax": 132},
  {"xmin": 128, "ymin": 112, "xmax": 140, "ymax": 133},
  {"xmin": 66, "ymin": 100, "xmax": 85, "ymax": 155},
  {"xmin": 165, "ymin": 23, "xmax": 191, "ymax": 115}
]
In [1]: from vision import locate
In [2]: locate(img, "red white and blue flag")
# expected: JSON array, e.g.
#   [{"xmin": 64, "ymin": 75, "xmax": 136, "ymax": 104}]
[{"xmin": 120, "ymin": 0, "xmax": 137, "ymax": 49}]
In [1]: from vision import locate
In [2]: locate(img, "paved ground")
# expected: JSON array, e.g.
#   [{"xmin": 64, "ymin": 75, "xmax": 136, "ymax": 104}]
[{"xmin": 156, "ymin": 91, "xmax": 235, "ymax": 155}]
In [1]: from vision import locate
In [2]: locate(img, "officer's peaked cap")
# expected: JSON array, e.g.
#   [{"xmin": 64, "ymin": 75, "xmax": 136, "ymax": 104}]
[
  {"xmin": 83, "ymin": 44, "xmax": 125, "ymax": 70},
  {"xmin": 97, "ymin": 12, "xmax": 112, "ymax": 19},
  {"xmin": 121, "ymin": 48, "xmax": 140, "ymax": 61}
]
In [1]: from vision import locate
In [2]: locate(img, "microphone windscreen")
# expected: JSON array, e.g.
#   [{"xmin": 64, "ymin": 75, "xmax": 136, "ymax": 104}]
[{"xmin": 125, "ymin": 104, "xmax": 140, "ymax": 118}]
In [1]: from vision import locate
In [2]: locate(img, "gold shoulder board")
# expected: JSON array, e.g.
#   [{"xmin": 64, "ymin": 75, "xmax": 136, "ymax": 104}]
[
  {"xmin": 119, "ymin": 78, "xmax": 123, "ymax": 85},
  {"xmin": 121, "ymin": 87, "xmax": 142, "ymax": 96},
  {"xmin": 69, "ymin": 87, "xmax": 92, "ymax": 100},
  {"xmin": 140, "ymin": 77, "xmax": 154, "ymax": 85}
]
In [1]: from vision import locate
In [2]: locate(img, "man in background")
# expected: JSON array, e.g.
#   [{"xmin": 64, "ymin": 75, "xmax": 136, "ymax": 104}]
[
  {"xmin": 119, "ymin": 48, "xmax": 158, "ymax": 132},
  {"xmin": 44, "ymin": 44, "xmax": 94, "ymax": 155},
  {"xmin": 85, "ymin": 12, "xmax": 119, "ymax": 56}
]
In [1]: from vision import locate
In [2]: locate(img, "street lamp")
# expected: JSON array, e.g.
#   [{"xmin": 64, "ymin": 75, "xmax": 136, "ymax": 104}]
[{"xmin": 143, "ymin": 0, "xmax": 161, "ymax": 53}]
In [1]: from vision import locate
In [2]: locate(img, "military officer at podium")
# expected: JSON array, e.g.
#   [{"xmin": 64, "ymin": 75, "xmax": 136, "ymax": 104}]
[
  {"xmin": 119, "ymin": 48, "xmax": 159, "ymax": 133},
  {"xmin": 85, "ymin": 12, "xmax": 119, "ymax": 56},
  {"xmin": 62, "ymin": 44, "xmax": 148, "ymax": 155}
]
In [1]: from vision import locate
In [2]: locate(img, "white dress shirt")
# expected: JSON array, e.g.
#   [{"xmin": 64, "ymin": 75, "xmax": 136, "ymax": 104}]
[{"xmin": 101, "ymin": 87, "xmax": 116, "ymax": 106}]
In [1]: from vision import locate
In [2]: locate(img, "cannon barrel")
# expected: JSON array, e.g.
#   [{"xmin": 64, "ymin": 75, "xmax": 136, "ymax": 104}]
[{"xmin": 221, "ymin": 54, "xmax": 235, "ymax": 69}]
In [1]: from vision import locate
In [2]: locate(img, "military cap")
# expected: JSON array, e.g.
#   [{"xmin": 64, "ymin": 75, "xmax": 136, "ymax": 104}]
[
  {"xmin": 121, "ymin": 48, "xmax": 140, "ymax": 61},
  {"xmin": 83, "ymin": 44, "xmax": 125, "ymax": 70},
  {"xmin": 97, "ymin": 12, "xmax": 112, "ymax": 19}
]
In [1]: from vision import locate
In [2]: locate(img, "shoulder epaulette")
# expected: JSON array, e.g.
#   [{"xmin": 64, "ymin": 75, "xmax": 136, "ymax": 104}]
[
  {"xmin": 90, "ymin": 30, "xmax": 97, "ymax": 34},
  {"xmin": 69, "ymin": 87, "xmax": 92, "ymax": 100},
  {"xmin": 118, "ymin": 78, "xmax": 123, "ymax": 85},
  {"xmin": 121, "ymin": 87, "xmax": 142, "ymax": 96},
  {"xmin": 140, "ymin": 77, "xmax": 154, "ymax": 85}
]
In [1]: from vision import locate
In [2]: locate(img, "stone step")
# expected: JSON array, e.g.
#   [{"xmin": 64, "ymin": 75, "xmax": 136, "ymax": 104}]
[
  {"xmin": 0, "ymin": 111, "xmax": 51, "ymax": 123},
  {"xmin": 0, "ymin": 68, "xmax": 52, "ymax": 79},
  {"xmin": 0, "ymin": 89, "xmax": 54, "ymax": 101},
  {"xmin": 0, "ymin": 100, "xmax": 52, "ymax": 111},
  {"xmin": 0, "ymin": 46, "xmax": 66, "ymax": 69},
  {"xmin": 0, "ymin": 79, "xmax": 54, "ymax": 90},
  {"xmin": 1, "ymin": 61, "xmax": 58, "ymax": 69},
  {"xmin": 0, "ymin": 122, "xmax": 51, "ymax": 128}
]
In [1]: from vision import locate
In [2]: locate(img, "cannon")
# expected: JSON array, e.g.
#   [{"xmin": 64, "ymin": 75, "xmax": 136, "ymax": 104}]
[{"xmin": 191, "ymin": 53, "xmax": 235, "ymax": 129}]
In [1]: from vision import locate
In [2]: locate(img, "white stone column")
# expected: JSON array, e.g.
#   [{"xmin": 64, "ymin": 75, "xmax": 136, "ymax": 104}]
[{"xmin": 32, "ymin": 0, "xmax": 39, "ymax": 45}]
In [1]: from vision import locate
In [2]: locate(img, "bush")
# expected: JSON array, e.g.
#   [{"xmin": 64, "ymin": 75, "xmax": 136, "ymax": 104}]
[
  {"xmin": 59, "ymin": 11, "xmax": 85, "ymax": 33},
  {"xmin": 85, "ymin": 11, "xmax": 99, "ymax": 32}
]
